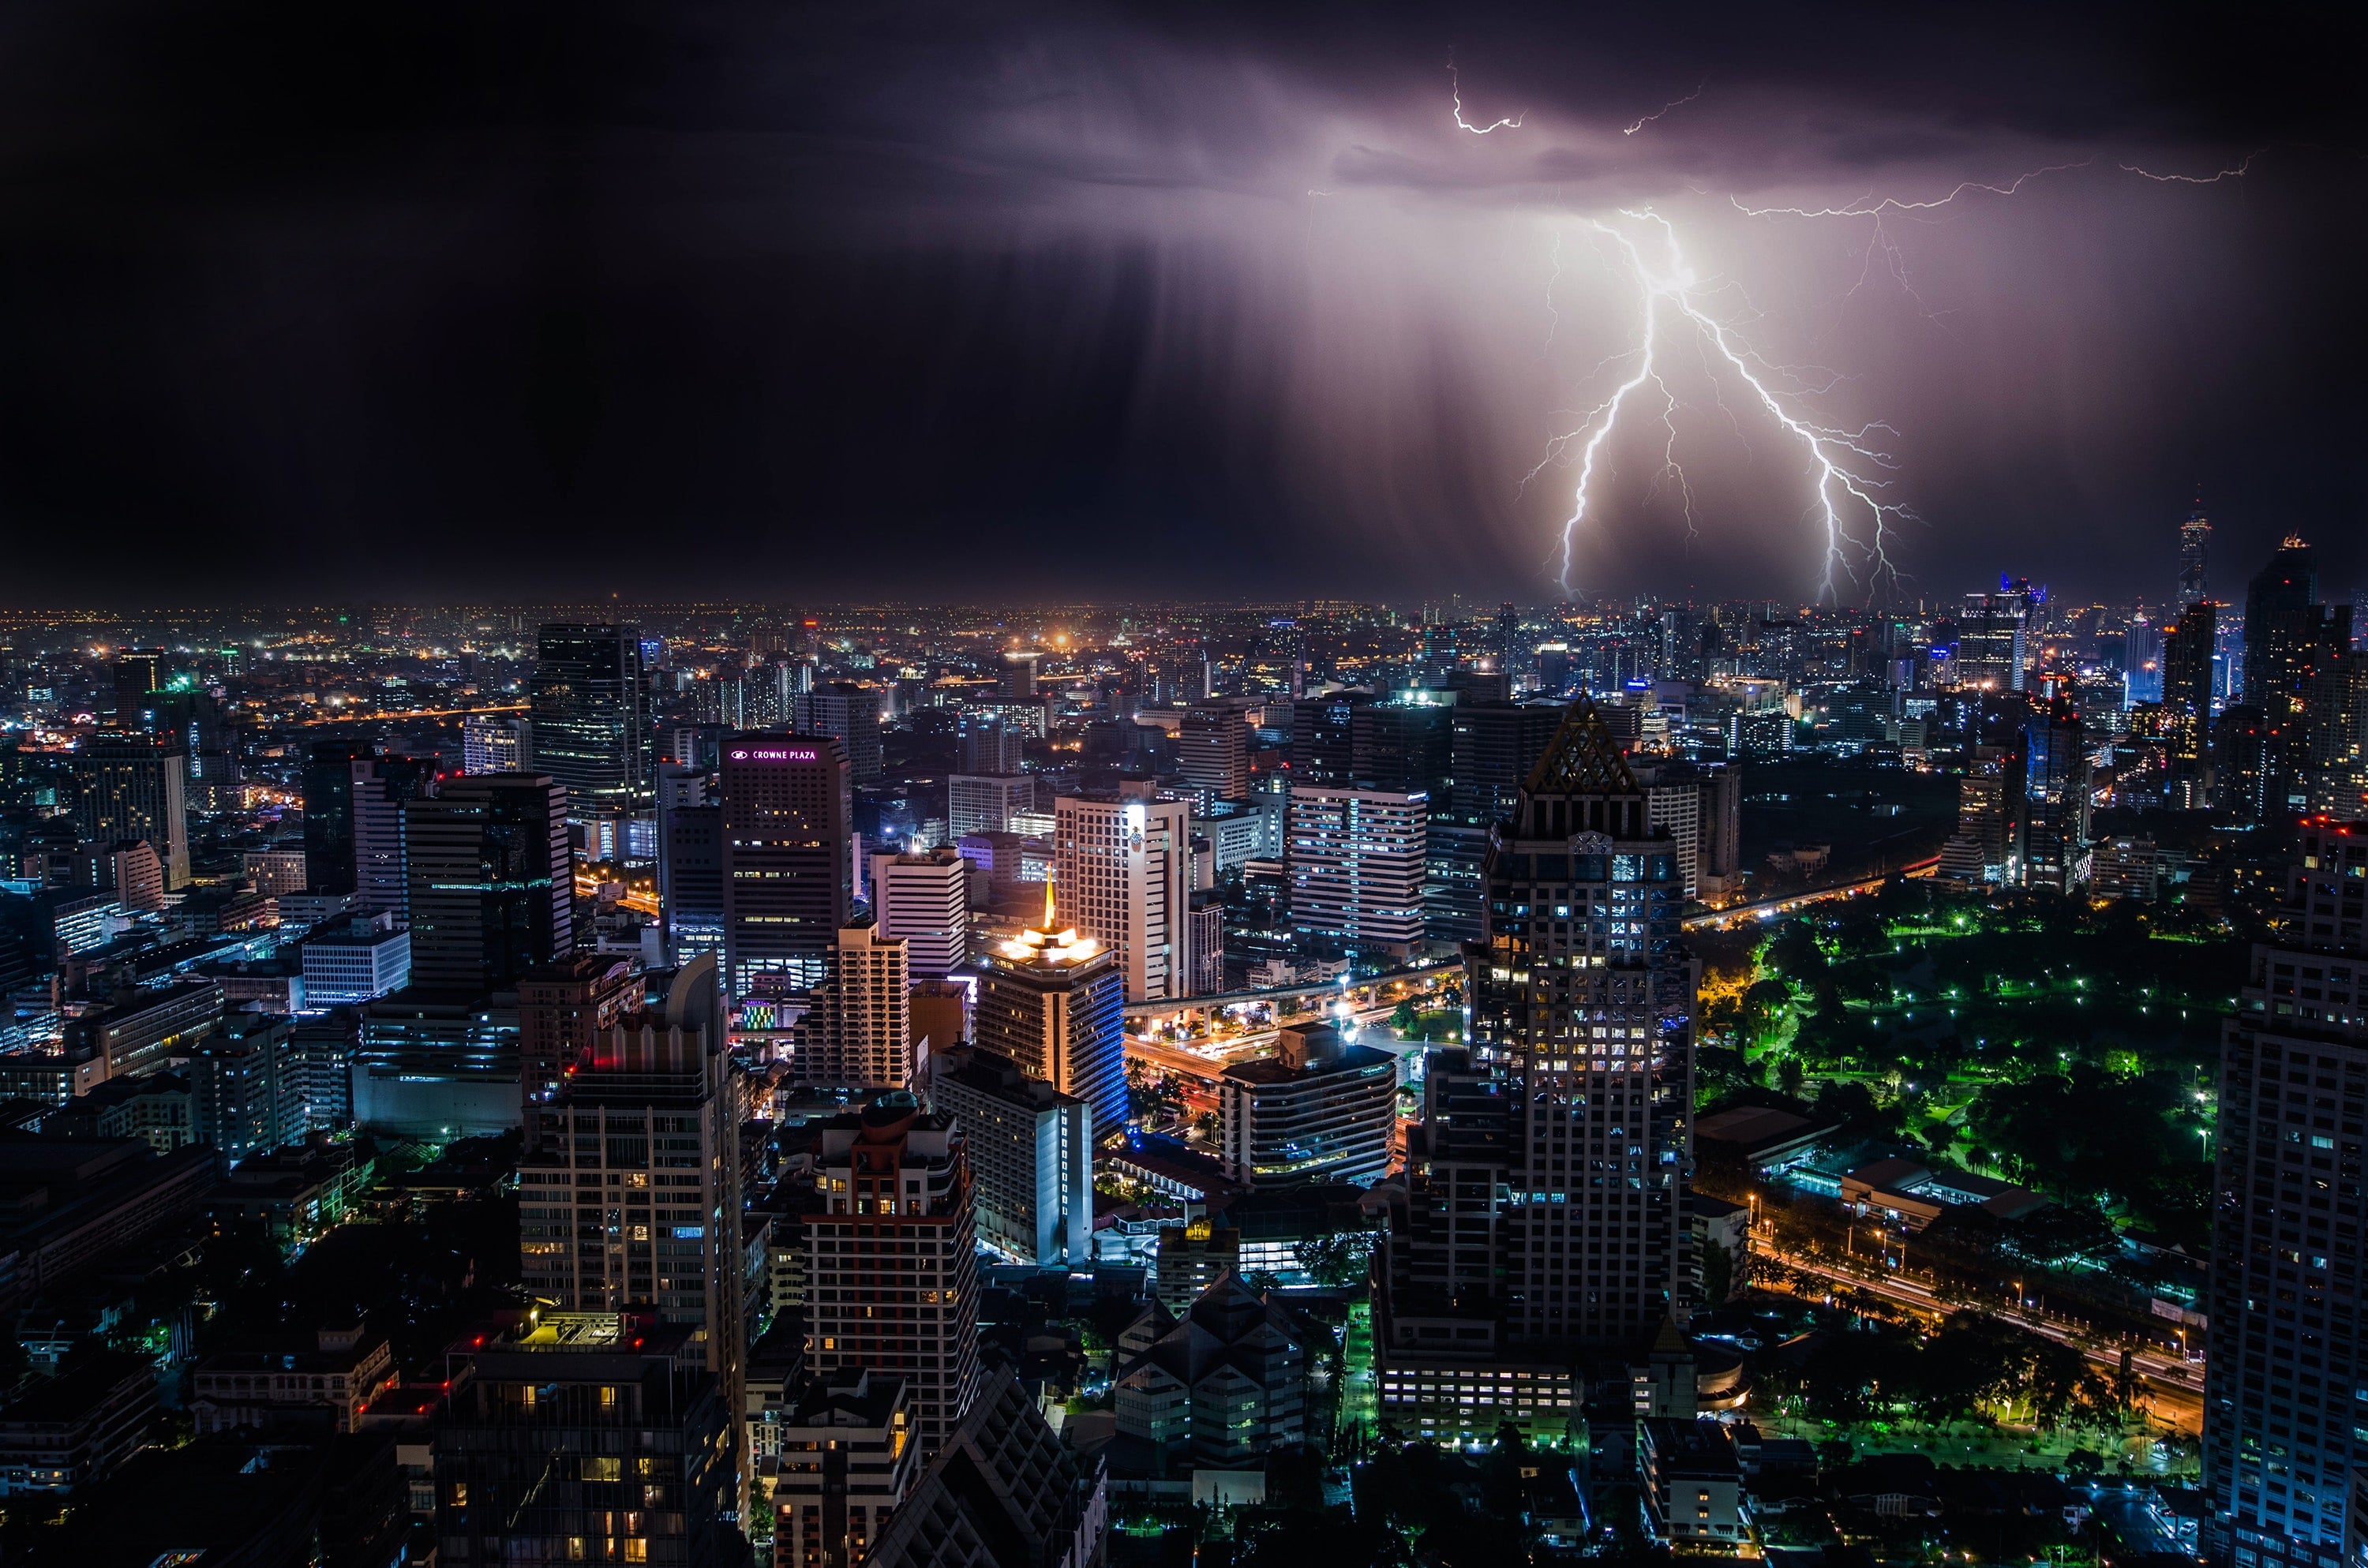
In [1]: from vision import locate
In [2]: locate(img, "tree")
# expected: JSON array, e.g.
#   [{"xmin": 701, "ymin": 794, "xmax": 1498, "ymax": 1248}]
[
  {"xmin": 1701, "ymin": 1237, "xmax": 1733, "ymax": 1304},
  {"xmin": 1391, "ymin": 999, "xmax": 1417, "ymax": 1034},
  {"xmin": 1295, "ymin": 1231, "xmax": 1377, "ymax": 1289}
]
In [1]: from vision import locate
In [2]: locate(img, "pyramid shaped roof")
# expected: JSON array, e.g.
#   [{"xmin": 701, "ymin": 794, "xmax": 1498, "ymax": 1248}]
[{"xmin": 1521, "ymin": 697, "xmax": 1640, "ymax": 797}]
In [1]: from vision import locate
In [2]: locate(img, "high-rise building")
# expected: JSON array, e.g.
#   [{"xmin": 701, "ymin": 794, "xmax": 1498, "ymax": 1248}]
[
  {"xmin": 1002, "ymin": 652, "xmax": 1040, "ymax": 699},
  {"xmin": 461, "ymin": 714, "xmax": 525, "ymax": 775},
  {"xmin": 2164, "ymin": 601, "xmax": 2220, "ymax": 804},
  {"xmin": 1375, "ymin": 699, "xmax": 1698, "ymax": 1438},
  {"xmin": 1285, "ymin": 786, "xmax": 1428, "ymax": 957},
  {"xmin": 1938, "ymin": 769, "xmax": 2013, "ymax": 884},
  {"xmin": 792, "ymin": 685, "xmax": 883, "ymax": 788},
  {"xmin": 351, "ymin": 753, "xmax": 440, "ymax": 919},
  {"xmin": 1188, "ymin": 888, "xmax": 1223, "ymax": 995},
  {"xmin": 2306, "ymin": 653, "xmax": 2368, "ymax": 820},
  {"xmin": 1695, "ymin": 762, "xmax": 1742, "ymax": 901},
  {"xmin": 516, "ymin": 956, "xmax": 745, "ymax": 1460},
  {"xmin": 2179, "ymin": 500, "xmax": 2213, "ymax": 608},
  {"xmin": 946, "ymin": 773, "xmax": 1035, "ymax": 839},
  {"xmin": 1956, "ymin": 582, "xmax": 2034, "ymax": 693},
  {"xmin": 927, "ymin": 1044, "xmax": 1092, "ymax": 1267},
  {"xmin": 1433, "ymin": 701, "xmax": 1570, "ymax": 942},
  {"xmin": 2202, "ymin": 818, "xmax": 2368, "ymax": 1568},
  {"xmin": 804, "ymin": 1092, "xmax": 980, "ymax": 1457},
  {"xmin": 721, "ymin": 734, "xmax": 851, "ymax": 1002},
  {"xmin": 908, "ymin": 979, "xmax": 969, "ymax": 1070},
  {"xmin": 528, "ymin": 623, "xmax": 651, "ymax": 829},
  {"xmin": 516, "ymin": 954, "xmax": 639, "ymax": 1110},
  {"xmin": 1352, "ymin": 698, "xmax": 1454, "ymax": 796},
  {"xmin": 2126, "ymin": 610, "xmax": 2164, "ymax": 706},
  {"xmin": 2021, "ymin": 694, "xmax": 2092, "ymax": 893},
  {"xmin": 860, "ymin": 1368, "xmax": 1106, "ymax": 1568},
  {"xmin": 867, "ymin": 848, "xmax": 969, "ymax": 979},
  {"xmin": 185, "ymin": 1014, "xmax": 305, "ymax": 1165},
  {"xmin": 1289, "ymin": 689, "xmax": 1370, "ymax": 784},
  {"xmin": 1632, "ymin": 763, "xmax": 1706, "ymax": 901},
  {"xmin": 2245, "ymin": 537, "xmax": 2355, "ymax": 818},
  {"xmin": 70, "ymin": 735, "xmax": 189, "ymax": 890},
  {"xmin": 299, "ymin": 914, "xmax": 413, "ymax": 1005},
  {"xmin": 402, "ymin": 775, "xmax": 571, "ymax": 991},
  {"xmin": 657, "ymin": 764, "xmax": 725, "ymax": 964},
  {"xmin": 769, "ymin": 1369, "xmax": 920, "ymax": 1568},
  {"xmin": 1216, "ymin": 1022, "xmax": 1396, "ymax": 1189},
  {"xmin": 1176, "ymin": 705, "xmax": 1250, "ymax": 806},
  {"xmin": 111, "ymin": 649, "xmax": 166, "ymax": 721},
  {"xmin": 432, "ymin": 1312, "xmax": 736, "ymax": 1568},
  {"xmin": 955, "ymin": 711, "xmax": 1026, "ymax": 776},
  {"xmin": 1052, "ymin": 791, "xmax": 1192, "ymax": 1003},
  {"xmin": 796, "ymin": 925, "xmax": 915, "ymax": 1090},
  {"xmin": 302, "ymin": 742, "xmax": 365, "ymax": 895},
  {"xmin": 972, "ymin": 886, "xmax": 1127, "ymax": 1134},
  {"xmin": 2248, "ymin": 540, "xmax": 2358, "ymax": 722}
]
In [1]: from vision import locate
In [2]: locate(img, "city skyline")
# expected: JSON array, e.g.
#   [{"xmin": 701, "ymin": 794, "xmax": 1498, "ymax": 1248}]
[{"xmin": 0, "ymin": 2, "xmax": 2356, "ymax": 604}]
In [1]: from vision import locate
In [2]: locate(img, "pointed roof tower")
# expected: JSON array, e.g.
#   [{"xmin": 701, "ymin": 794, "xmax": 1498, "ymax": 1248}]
[{"xmin": 1522, "ymin": 696, "xmax": 1640, "ymax": 797}]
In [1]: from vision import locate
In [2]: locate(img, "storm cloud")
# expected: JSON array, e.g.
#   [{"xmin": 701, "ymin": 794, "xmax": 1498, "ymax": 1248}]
[{"xmin": 0, "ymin": 0, "xmax": 2357, "ymax": 604}]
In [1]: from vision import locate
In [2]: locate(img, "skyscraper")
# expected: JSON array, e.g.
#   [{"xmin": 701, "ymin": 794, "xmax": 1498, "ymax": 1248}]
[
  {"xmin": 792, "ymin": 684, "xmax": 883, "ymax": 788},
  {"xmin": 2126, "ymin": 609, "xmax": 2164, "ymax": 705},
  {"xmin": 867, "ymin": 847, "xmax": 969, "ymax": 979},
  {"xmin": 1289, "ymin": 689, "xmax": 1370, "ymax": 785},
  {"xmin": 110, "ymin": 649, "xmax": 166, "ymax": 722},
  {"xmin": 796, "ymin": 924, "xmax": 915, "ymax": 1090},
  {"xmin": 402, "ymin": 775, "xmax": 572, "ymax": 990},
  {"xmin": 433, "ymin": 1312, "xmax": 736, "ymax": 1568},
  {"xmin": 720, "ymin": 734, "xmax": 851, "ymax": 1002},
  {"xmin": 972, "ymin": 885, "xmax": 1127, "ymax": 1134},
  {"xmin": 516, "ymin": 953, "xmax": 639, "ymax": 1110},
  {"xmin": 656, "ymin": 764, "xmax": 725, "ymax": 964},
  {"xmin": 2246, "ymin": 537, "xmax": 2328, "ymax": 713},
  {"xmin": 2179, "ymin": 499, "xmax": 2213, "ymax": 608},
  {"xmin": 1433, "ymin": 701, "xmax": 1569, "ymax": 943},
  {"xmin": 461, "ymin": 713, "xmax": 525, "ymax": 774},
  {"xmin": 1052, "ymin": 791, "xmax": 1192, "ymax": 1004},
  {"xmin": 927, "ymin": 1043, "xmax": 1092, "ymax": 1267},
  {"xmin": 70, "ymin": 735, "xmax": 190, "ymax": 890},
  {"xmin": 1176, "ymin": 704, "xmax": 1250, "ymax": 806},
  {"xmin": 2243, "ymin": 538, "xmax": 2352, "ymax": 818},
  {"xmin": 528, "ymin": 623, "xmax": 650, "ymax": 829},
  {"xmin": 946, "ymin": 773, "xmax": 1035, "ymax": 839},
  {"xmin": 302, "ymin": 741, "xmax": 365, "ymax": 895},
  {"xmin": 2202, "ymin": 818, "xmax": 2368, "ymax": 1568},
  {"xmin": 1376, "ymin": 699, "xmax": 1698, "ymax": 1435},
  {"xmin": 2164, "ymin": 601, "xmax": 2220, "ymax": 804},
  {"xmin": 954, "ymin": 710, "xmax": 1026, "ymax": 775},
  {"xmin": 1956, "ymin": 582, "xmax": 2033, "ymax": 693},
  {"xmin": 350, "ymin": 752, "xmax": 440, "ymax": 919},
  {"xmin": 2020, "ymin": 693, "xmax": 2092, "ymax": 893},
  {"xmin": 518, "ymin": 956, "xmax": 746, "ymax": 1427},
  {"xmin": 1285, "ymin": 785, "xmax": 1429, "ymax": 958},
  {"xmin": 804, "ymin": 1092, "xmax": 980, "ymax": 1458}
]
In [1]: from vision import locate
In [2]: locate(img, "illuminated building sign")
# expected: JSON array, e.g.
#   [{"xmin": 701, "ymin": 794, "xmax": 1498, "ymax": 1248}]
[{"xmin": 729, "ymin": 747, "xmax": 820, "ymax": 763}]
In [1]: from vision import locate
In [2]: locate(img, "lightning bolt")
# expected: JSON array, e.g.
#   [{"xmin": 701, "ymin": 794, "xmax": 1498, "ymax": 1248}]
[
  {"xmin": 2122, "ymin": 150, "xmax": 2262, "ymax": 183},
  {"xmin": 1448, "ymin": 63, "xmax": 1524, "ymax": 133},
  {"xmin": 1539, "ymin": 215, "xmax": 1909, "ymax": 601},
  {"xmin": 1623, "ymin": 81, "xmax": 1706, "ymax": 137}
]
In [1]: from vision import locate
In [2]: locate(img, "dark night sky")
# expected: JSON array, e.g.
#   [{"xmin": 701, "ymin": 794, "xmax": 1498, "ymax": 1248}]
[{"xmin": 0, "ymin": 1, "xmax": 2359, "ymax": 607}]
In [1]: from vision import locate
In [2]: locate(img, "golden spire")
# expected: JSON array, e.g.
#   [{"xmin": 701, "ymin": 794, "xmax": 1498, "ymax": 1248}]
[{"xmin": 1041, "ymin": 875, "xmax": 1057, "ymax": 933}]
